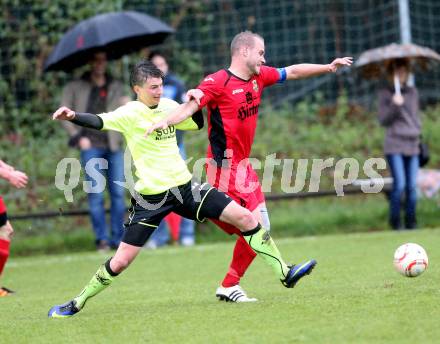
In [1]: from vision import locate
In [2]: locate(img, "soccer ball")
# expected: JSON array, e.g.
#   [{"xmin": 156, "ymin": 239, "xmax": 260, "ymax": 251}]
[{"xmin": 393, "ymin": 243, "xmax": 429, "ymax": 277}]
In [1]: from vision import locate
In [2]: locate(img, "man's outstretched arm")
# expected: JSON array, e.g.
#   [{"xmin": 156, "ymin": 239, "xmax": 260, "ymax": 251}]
[
  {"xmin": 284, "ymin": 57, "xmax": 353, "ymax": 80},
  {"xmin": 144, "ymin": 100, "xmax": 200, "ymax": 136},
  {"xmin": 52, "ymin": 106, "xmax": 103, "ymax": 130},
  {"xmin": 0, "ymin": 160, "xmax": 28, "ymax": 188}
]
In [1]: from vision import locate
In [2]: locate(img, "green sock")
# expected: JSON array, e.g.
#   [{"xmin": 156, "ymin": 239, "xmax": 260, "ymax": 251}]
[
  {"xmin": 73, "ymin": 260, "xmax": 116, "ymax": 309},
  {"xmin": 243, "ymin": 227, "xmax": 289, "ymax": 280}
]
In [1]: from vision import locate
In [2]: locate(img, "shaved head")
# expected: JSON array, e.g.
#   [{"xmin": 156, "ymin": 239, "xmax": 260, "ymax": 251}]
[{"xmin": 230, "ymin": 31, "xmax": 264, "ymax": 57}]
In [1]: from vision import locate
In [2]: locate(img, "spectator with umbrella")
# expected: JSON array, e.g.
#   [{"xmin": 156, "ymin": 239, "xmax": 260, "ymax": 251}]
[
  {"xmin": 378, "ymin": 57, "xmax": 420, "ymax": 230},
  {"xmin": 60, "ymin": 50, "xmax": 129, "ymax": 251},
  {"xmin": 356, "ymin": 43, "xmax": 440, "ymax": 229},
  {"xmin": 44, "ymin": 11, "xmax": 174, "ymax": 250}
]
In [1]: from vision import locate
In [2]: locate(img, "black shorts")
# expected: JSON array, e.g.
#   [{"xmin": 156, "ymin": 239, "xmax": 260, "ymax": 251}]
[
  {"xmin": 122, "ymin": 180, "xmax": 232, "ymax": 247},
  {"xmin": 0, "ymin": 196, "xmax": 7, "ymax": 227},
  {"xmin": 0, "ymin": 212, "xmax": 7, "ymax": 227}
]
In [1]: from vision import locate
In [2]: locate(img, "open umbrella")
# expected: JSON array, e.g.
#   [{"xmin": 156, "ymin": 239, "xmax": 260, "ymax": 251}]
[
  {"xmin": 44, "ymin": 11, "xmax": 174, "ymax": 72},
  {"xmin": 355, "ymin": 43, "xmax": 440, "ymax": 79}
]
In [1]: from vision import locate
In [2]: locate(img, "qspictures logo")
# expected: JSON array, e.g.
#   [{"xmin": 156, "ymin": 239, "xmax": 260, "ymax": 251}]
[{"xmin": 54, "ymin": 146, "xmax": 388, "ymax": 208}]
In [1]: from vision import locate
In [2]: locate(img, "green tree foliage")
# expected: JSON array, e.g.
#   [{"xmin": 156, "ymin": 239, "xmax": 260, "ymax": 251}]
[{"xmin": 0, "ymin": 0, "xmax": 204, "ymax": 136}]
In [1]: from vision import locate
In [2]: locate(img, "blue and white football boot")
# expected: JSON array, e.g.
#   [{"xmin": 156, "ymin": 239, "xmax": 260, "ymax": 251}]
[
  {"xmin": 282, "ymin": 259, "xmax": 317, "ymax": 288},
  {"xmin": 48, "ymin": 300, "xmax": 80, "ymax": 318}
]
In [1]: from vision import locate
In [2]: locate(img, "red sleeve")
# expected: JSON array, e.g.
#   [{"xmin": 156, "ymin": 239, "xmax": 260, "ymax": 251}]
[
  {"xmin": 0, "ymin": 197, "xmax": 6, "ymax": 214},
  {"xmin": 196, "ymin": 71, "xmax": 224, "ymax": 108},
  {"xmin": 259, "ymin": 66, "xmax": 281, "ymax": 87}
]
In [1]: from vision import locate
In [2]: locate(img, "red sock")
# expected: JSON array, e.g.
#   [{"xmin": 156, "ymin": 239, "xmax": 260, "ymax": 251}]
[
  {"xmin": 0, "ymin": 238, "xmax": 10, "ymax": 276},
  {"xmin": 222, "ymin": 236, "xmax": 257, "ymax": 287},
  {"xmin": 165, "ymin": 212, "xmax": 182, "ymax": 242}
]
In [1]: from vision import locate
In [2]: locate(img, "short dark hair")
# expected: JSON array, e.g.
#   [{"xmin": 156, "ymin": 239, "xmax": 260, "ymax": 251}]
[
  {"xmin": 148, "ymin": 50, "xmax": 165, "ymax": 61},
  {"xmin": 130, "ymin": 60, "xmax": 164, "ymax": 87},
  {"xmin": 230, "ymin": 31, "xmax": 264, "ymax": 56}
]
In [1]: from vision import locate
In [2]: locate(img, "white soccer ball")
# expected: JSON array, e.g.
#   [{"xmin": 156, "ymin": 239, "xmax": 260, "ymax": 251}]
[{"xmin": 393, "ymin": 243, "xmax": 429, "ymax": 277}]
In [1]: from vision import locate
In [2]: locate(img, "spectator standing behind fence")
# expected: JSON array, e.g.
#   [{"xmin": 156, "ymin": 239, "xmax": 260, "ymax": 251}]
[
  {"xmin": 60, "ymin": 51, "xmax": 130, "ymax": 251},
  {"xmin": 378, "ymin": 58, "xmax": 420, "ymax": 230},
  {"xmin": 147, "ymin": 51, "xmax": 195, "ymax": 247},
  {"xmin": 0, "ymin": 159, "xmax": 28, "ymax": 296}
]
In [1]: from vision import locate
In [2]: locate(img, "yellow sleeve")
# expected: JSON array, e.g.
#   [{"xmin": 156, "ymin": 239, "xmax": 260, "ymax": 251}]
[
  {"xmin": 98, "ymin": 103, "xmax": 135, "ymax": 133},
  {"xmin": 160, "ymin": 98, "xmax": 204, "ymax": 131}
]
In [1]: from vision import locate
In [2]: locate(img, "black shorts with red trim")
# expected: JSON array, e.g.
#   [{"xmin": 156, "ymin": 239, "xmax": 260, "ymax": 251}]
[{"xmin": 122, "ymin": 180, "xmax": 232, "ymax": 247}]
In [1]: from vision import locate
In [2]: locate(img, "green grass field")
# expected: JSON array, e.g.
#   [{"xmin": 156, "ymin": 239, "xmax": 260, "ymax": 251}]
[{"xmin": 1, "ymin": 229, "xmax": 439, "ymax": 344}]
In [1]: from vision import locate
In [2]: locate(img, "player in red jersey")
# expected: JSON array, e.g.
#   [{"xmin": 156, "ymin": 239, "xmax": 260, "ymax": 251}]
[
  {"xmin": 0, "ymin": 160, "xmax": 28, "ymax": 296},
  {"xmin": 147, "ymin": 31, "xmax": 352, "ymax": 302}
]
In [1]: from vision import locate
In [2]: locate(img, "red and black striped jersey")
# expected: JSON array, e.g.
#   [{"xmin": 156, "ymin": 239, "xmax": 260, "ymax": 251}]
[{"xmin": 197, "ymin": 65, "xmax": 282, "ymax": 167}]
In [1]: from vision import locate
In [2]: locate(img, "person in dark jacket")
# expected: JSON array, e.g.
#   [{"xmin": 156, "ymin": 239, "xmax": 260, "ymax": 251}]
[
  {"xmin": 147, "ymin": 51, "xmax": 195, "ymax": 247},
  {"xmin": 378, "ymin": 58, "xmax": 421, "ymax": 229},
  {"xmin": 60, "ymin": 52, "xmax": 130, "ymax": 250}
]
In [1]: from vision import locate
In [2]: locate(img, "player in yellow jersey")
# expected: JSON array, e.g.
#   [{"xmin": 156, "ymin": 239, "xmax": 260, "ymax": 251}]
[{"xmin": 48, "ymin": 61, "xmax": 315, "ymax": 317}]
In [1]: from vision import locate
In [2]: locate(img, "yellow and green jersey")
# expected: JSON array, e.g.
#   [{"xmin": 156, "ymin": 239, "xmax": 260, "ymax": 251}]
[{"xmin": 98, "ymin": 98, "xmax": 201, "ymax": 195}]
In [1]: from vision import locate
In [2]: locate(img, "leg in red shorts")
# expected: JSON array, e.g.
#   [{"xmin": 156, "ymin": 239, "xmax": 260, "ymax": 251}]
[
  {"xmin": 0, "ymin": 196, "xmax": 14, "ymax": 296},
  {"xmin": 207, "ymin": 165, "xmax": 265, "ymax": 301}
]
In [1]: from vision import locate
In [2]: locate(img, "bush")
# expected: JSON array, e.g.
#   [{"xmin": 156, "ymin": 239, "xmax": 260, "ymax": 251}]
[{"xmin": 3, "ymin": 99, "xmax": 440, "ymax": 256}]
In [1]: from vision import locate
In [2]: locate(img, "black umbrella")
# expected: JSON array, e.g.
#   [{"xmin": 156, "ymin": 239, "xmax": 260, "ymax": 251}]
[{"xmin": 44, "ymin": 11, "xmax": 174, "ymax": 72}]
